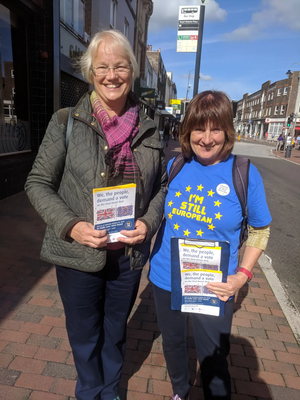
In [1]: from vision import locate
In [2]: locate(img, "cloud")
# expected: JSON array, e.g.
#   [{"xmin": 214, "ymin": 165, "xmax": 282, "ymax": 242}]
[
  {"xmin": 200, "ymin": 73, "xmax": 213, "ymax": 81},
  {"xmin": 222, "ymin": 0, "xmax": 300, "ymax": 42},
  {"xmin": 149, "ymin": 0, "xmax": 227, "ymax": 33}
]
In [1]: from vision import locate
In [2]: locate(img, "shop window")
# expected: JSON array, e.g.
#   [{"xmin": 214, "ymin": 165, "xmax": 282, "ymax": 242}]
[
  {"xmin": 0, "ymin": 4, "xmax": 30, "ymax": 155},
  {"xmin": 60, "ymin": 0, "xmax": 85, "ymax": 38}
]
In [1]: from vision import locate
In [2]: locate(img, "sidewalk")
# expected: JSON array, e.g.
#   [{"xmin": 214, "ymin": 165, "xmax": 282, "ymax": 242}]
[
  {"xmin": 239, "ymin": 137, "xmax": 300, "ymax": 165},
  {"xmin": 0, "ymin": 139, "xmax": 300, "ymax": 400}
]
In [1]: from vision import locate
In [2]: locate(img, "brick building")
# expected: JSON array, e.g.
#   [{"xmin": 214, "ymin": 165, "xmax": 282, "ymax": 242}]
[{"xmin": 236, "ymin": 71, "xmax": 300, "ymax": 140}]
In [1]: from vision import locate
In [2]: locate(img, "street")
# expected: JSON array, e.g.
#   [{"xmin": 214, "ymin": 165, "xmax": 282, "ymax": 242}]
[{"xmin": 233, "ymin": 141, "xmax": 300, "ymax": 314}]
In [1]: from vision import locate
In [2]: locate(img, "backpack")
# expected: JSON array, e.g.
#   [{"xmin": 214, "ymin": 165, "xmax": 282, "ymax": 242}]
[{"xmin": 167, "ymin": 153, "xmax": 250, "ymax": 249}]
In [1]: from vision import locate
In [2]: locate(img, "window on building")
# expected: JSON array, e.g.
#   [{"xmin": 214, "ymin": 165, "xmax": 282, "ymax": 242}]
[
  {"xmin": 0, "ymin": 3, "xmax": 30, "ymax": 154},
  {"xmin": 124, "ymin": 18, "xmax": 129, "ymax": 37},
  {"xmin": 110, "ymin": 0, "xmax": 117, "ymax": 28},
  {"xmin": 271, "ymin": 92, "xmax": 274, "ymax": 100},
  {"xmin": 277, "ymin": 88, "xmax": 282, "ymax": 96},
  {"xmin": 269, "ymin": 122, "xmax": 283, "ymax": 137},
  {"xmin": 60, "ymin": 0, "xmax": 85, "ymax": 37},
  {"xmin": 283, "ymin": 87, "xmax": 288, "ymax": 95},
  {"xmin": 274, "ymin": 106, "xmax": 278, "ymax": 115},
  {"xmin": 280, "ymin": 105, "xmax": 285, "ymax": 114}
]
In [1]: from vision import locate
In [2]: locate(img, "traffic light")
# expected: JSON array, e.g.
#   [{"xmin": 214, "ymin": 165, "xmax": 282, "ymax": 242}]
[{"xmin": 287, "ymin": 117, "xmax": 291, "ymax": 127}]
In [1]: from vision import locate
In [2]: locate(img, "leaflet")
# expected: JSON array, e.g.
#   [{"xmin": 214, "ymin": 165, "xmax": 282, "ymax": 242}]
[
  {"xmin": 171, "ymin": 238, "xmax": 230, "ymax": 317},
  {"xmin": 93, "ymin": 184, "xmax": 136, "ymax": 243}
]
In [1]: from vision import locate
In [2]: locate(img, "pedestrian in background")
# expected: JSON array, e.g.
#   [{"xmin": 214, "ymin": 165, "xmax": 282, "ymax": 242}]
[
  {"xmin": 164, "ymin": 121, "xmax": 171, "ymax": 147},
  {"xmin": 150, "ymin": 90, "xmax": 271, "ymax": 400},
  {"xmin": 276, "ymin": 133, "xmax": 283, "ymax": 151},
  {"xmin": 173, "ymin": 122, "xmax": 180, "ymax": 140},
  {"xmin": 25, "ymin": 29, "xmax": 167, "ymax": 400}
]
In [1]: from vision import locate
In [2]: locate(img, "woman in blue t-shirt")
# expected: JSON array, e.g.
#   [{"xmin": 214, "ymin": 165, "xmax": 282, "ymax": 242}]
[{"xmin": 150, "ymin": 91, "xmax": 271, "ymax": 400}]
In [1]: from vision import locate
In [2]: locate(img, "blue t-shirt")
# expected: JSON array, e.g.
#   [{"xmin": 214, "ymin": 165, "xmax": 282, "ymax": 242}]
[{"xmin": 149, "ymin": 154, "xmax": 272, "ymax": 292}]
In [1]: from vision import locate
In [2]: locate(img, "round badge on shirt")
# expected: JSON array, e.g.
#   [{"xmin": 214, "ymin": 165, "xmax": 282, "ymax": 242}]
[{"xmin": 216, "ymin": 183, "xmax": 230, "ymax": 196}]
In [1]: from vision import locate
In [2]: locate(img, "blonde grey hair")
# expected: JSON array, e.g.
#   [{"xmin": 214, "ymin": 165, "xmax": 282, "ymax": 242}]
[{"xmin": 79, "ymin": 30, "xmax": 139, "ymax": 83}]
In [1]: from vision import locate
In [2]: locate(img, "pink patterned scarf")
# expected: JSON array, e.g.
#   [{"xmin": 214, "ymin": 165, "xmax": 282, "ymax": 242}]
[{"xmin": 91, "ymin": 91, "xmax": 140, "ymax": 181}]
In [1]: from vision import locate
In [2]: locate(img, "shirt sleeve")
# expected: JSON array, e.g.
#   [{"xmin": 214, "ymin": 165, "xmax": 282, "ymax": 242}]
[{"xmin": 247, "ymin": 164, "xmax": 272, "ymax": 228}]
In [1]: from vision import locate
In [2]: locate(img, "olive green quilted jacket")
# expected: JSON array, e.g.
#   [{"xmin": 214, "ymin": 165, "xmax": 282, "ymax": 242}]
[{"xmin": 25, "ymin": 92, "xmax": 167, "ymax": 272}]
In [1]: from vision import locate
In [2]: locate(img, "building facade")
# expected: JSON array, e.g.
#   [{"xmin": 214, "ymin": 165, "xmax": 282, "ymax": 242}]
[{"xmin": 236, "ymin": 71, "xmax": 300, "ymax": 140}]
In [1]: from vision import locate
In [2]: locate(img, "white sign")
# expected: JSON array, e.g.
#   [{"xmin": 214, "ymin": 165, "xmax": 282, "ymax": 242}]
[
  {"xmin": 165, "ymin": 106, "xmax": 175, "ymax": 115},
  {"xmin": 177, "ymin": 6, "xmax": 200, "ymax": 53}
]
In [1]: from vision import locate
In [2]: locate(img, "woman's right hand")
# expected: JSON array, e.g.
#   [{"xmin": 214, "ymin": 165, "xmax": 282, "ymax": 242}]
[{"xmin": 67, "ymin": 221, "xmax": 108, "ymax": 248}]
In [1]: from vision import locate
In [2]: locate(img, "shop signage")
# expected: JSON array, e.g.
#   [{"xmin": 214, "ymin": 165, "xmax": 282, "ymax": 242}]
[{"xmin": 60, "ymin": 27, "xmax": 87, "ymax": 59}]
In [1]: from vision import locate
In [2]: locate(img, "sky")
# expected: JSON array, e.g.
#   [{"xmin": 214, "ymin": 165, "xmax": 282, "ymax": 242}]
[{"xmin": 147, "ymin": 0, "xmax": 300, "ymax": 102}]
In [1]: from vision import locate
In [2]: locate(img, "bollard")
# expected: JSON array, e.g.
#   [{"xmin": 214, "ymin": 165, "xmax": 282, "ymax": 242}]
[{"xmin": 285, "ymin": 145, "xmax": 292, "ymax": 158}]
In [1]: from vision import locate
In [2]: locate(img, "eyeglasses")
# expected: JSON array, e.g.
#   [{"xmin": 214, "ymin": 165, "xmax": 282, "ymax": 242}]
[{"xmin": 92, "ymin": 64, "xmax": 132, "ymax": 76}]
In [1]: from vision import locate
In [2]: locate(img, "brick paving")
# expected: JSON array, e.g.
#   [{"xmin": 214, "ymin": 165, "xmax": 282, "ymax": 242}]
[{"xmin": 0, "ymin": 138, "xmax": 300, "ymax": 400}]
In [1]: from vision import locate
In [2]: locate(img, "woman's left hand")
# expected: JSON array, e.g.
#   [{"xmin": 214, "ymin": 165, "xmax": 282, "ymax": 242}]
[
  {"xmin": 206, "ymin": 273, "xmax": 247, "ymax": 302},
  {"xmin": 118, "ymin": 220, "xmax": 148, "ymax": 245}
]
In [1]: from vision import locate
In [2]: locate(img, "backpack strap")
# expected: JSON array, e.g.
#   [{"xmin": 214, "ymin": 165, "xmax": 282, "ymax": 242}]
[
  {"xmin": 66, "ymin": 107, "xmax": 74, "ymax": 148},
  {"xmin": 233, "ymin": 155, "xmax": 250, "ymax": 248},
  {"xmin": 167, "ymin": 153, "xmax": 188, "ymax": 187}
]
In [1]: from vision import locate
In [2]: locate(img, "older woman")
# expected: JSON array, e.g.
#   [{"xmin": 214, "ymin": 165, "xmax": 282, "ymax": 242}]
[
  {"xmin": 150, "ymin": 91, "xmax": 271, "ymax": 400},
  {"xmin": 25, "ymin": 30, "xmax": 167, "ymax": 400}
]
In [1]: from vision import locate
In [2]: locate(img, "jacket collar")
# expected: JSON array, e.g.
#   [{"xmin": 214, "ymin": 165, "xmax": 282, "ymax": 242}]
[{"xmin": 71, "ymin": 91, "xmax": 157, "ymax": 142}]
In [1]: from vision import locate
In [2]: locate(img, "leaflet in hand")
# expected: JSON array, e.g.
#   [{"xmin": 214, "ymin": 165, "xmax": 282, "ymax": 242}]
[
  {"xmin": 93, "ymin": 184, "xmax": 136, "ymax": 243},
  {"xmin": 171, "ymin": 238, "xmax": 230, "ymax": 317}
]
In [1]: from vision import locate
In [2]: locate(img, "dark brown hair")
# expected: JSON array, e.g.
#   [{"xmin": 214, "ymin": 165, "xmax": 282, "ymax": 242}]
[{"xmin": 180, "ymin": 90, "xmax": 236, "ymax": 160}]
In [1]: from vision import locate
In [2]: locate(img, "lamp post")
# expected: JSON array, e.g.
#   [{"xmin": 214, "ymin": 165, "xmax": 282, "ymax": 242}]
[{"xmin": 186, "ymin": 69, "xmax": 202, "ymax": 101}]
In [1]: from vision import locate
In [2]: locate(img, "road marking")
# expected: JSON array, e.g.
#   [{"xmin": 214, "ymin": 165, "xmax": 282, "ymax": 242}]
[{"xmin": 258, "ymin": 253, "xmax": 300, "ymax": 345}]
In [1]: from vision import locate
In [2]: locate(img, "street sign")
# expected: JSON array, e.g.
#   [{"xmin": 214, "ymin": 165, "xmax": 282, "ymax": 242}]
[{"xmin": 176, "ymin": 6, "xmax": 200, "ymax": 52}]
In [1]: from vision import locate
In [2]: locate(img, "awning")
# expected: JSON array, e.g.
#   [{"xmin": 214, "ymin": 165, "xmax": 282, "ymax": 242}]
[
  {"xmin": 160, "ymin": 110, "xmax": 176, "ymax": 118},
  {"xmin": 295, "ymin": 126, "xmax": 300, "ymax": 130}
]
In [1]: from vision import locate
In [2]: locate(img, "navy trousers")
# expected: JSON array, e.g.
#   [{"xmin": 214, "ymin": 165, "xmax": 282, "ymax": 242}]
[
  {"xmin": 152, "ymin": 284, "xmax": 234, "ymax": 400},
  {"xmin": 56, "ymin": 249, "xmax": 142, "ymax": 400}
]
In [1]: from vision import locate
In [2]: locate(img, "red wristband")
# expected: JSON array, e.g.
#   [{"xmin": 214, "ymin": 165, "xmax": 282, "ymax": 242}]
[{"xmin": 237, "ymin": 267, "xmax": 252, "ymax": 282}]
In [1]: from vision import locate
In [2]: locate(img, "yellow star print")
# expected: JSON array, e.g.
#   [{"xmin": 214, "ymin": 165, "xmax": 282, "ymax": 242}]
[
  {"xmin": 215, "ymin": 212, "xmax": 223, "ymax": 220},
  {"xmin": 214, "ymin": 200, "xmax": 222, "ymax": 207},
  {"xmin": 207, "ymin": 190, "xmax": 215, "ymax": 197},
  {"xmin": 208, "ymin": 223, "xmax": 215, "ymax": 231},
  {"xmin": 183, "ymin": 229, "xmax": 191, "ymax": 237},
  {"xmin": 186, "ymin": 186, "xmax": 192, "ymax": 192},
  {"xmin": 197, "ymin": 184, "xmax": 204, "ymax": 191},
  {"xmin": 168, "ymin": 200, "xmax": 173, "ymax": 207},
  {"xmin": 168, "ymin": 213, "xmax": 173, "ymax": 219},
  {"xmin": 174, "ymin": 223, "xmax": 180, "ymax": 230},
  {"xmin": 196, "ymin": 229, "xmax": 204, "ymax": 237},
  {"xmin": 175, "ymin": 191, "xmax": 182, "ymax": 197}
]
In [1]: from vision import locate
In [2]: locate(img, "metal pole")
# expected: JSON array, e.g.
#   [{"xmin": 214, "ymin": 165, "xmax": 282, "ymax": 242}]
[
  {"xmin": 193, "ymin": 5, "xmax": 205, "ymax": 98},
  {"xmin": 186, "ymin": 70, "xmax": 191, "ymax": 100},
  {"xmin": 292, "ymin": 74, "xmax": 300, "ymax": 137}
]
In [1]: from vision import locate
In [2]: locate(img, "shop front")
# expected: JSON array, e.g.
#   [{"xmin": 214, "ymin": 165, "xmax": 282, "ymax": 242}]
[{"xmin": 0, "ymin": 0, "xmax": 57, "ymax": 199}]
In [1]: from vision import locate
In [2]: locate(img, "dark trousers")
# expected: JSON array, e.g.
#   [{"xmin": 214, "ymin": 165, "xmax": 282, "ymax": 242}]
[
  {"xmin": 152, "ymin": 284, "xmax": 234, "ymax": 400},
  {"xmin": 56, "ymin": 249, "xmax": 142, "ymax": 400}
]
